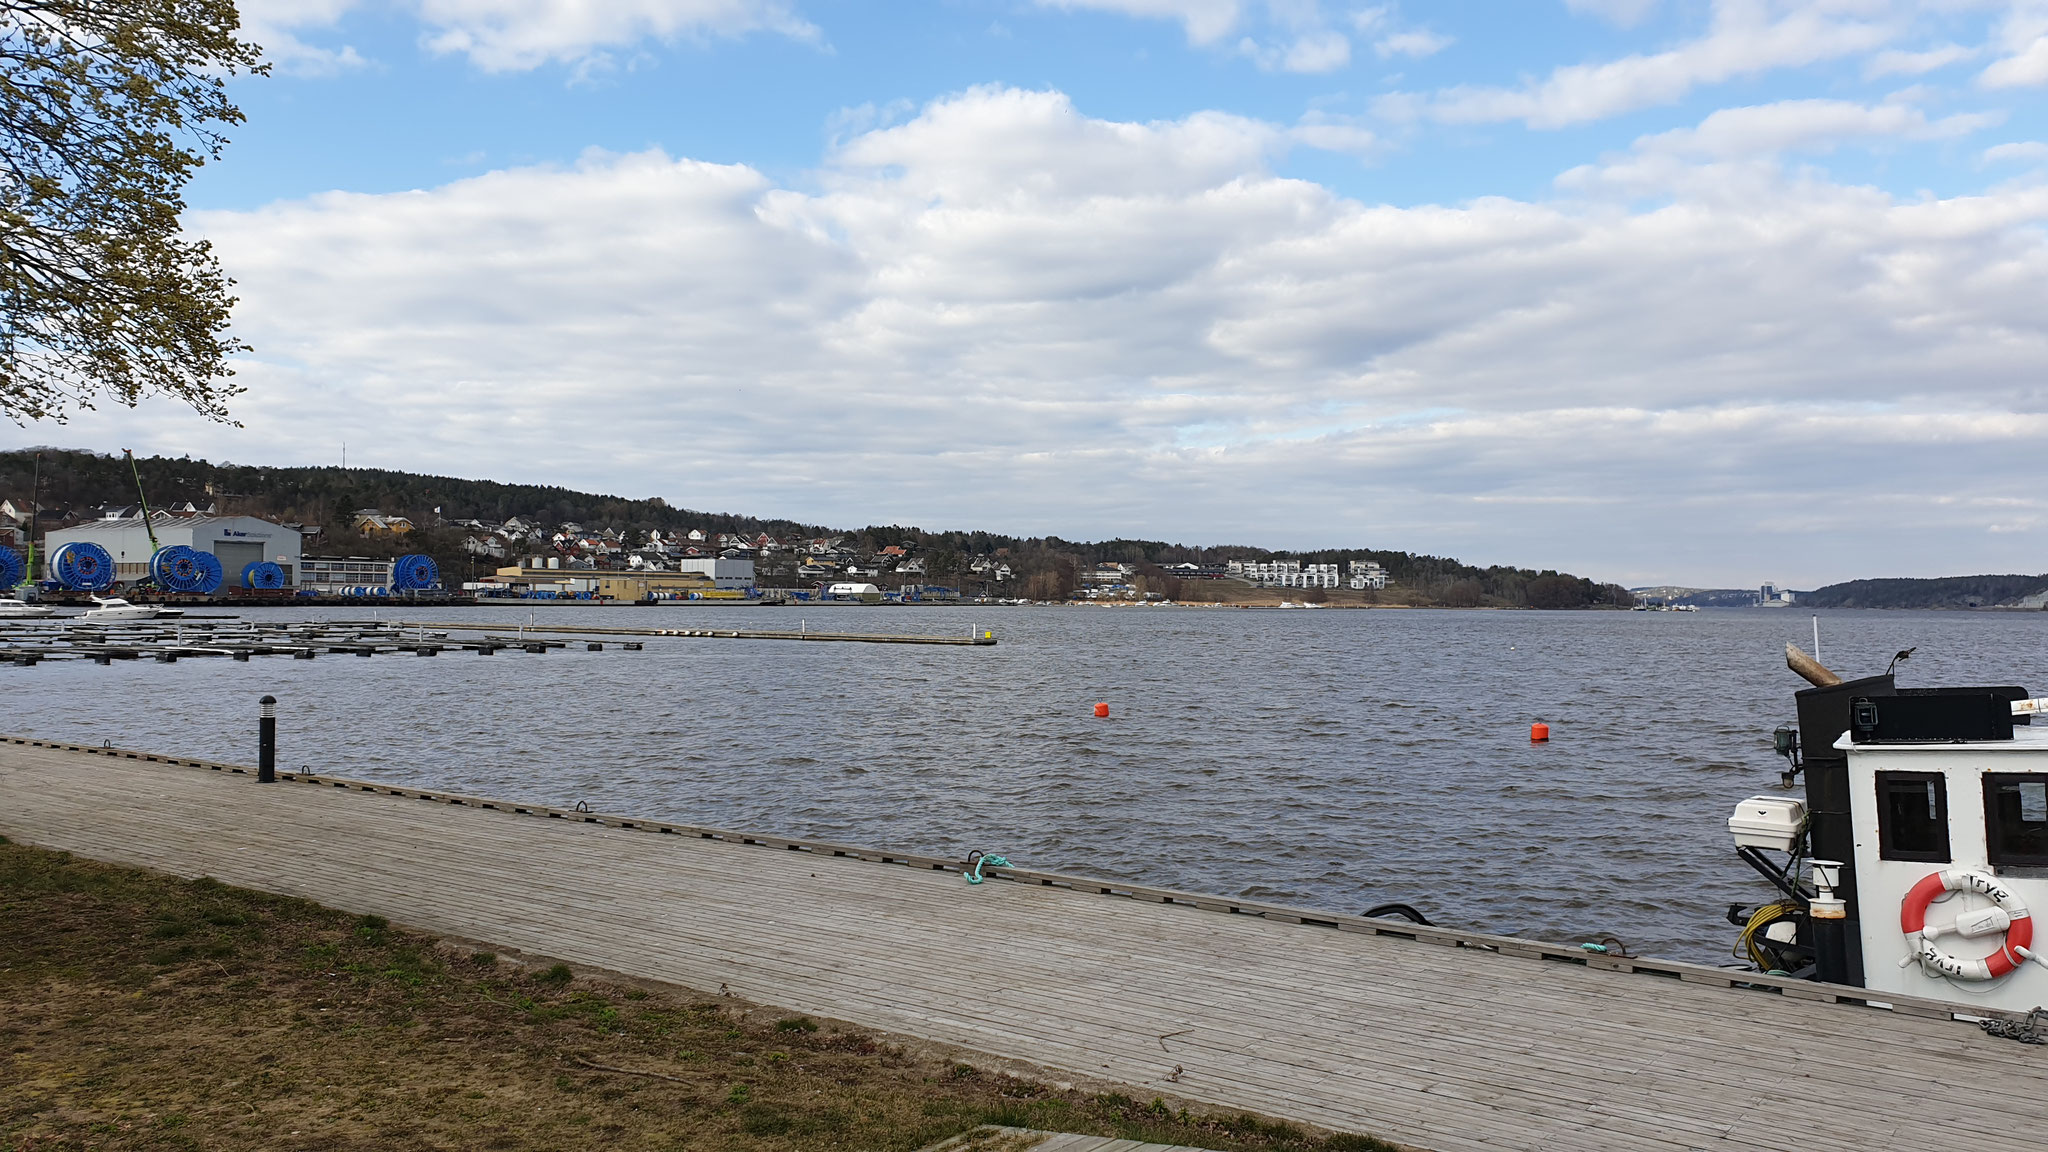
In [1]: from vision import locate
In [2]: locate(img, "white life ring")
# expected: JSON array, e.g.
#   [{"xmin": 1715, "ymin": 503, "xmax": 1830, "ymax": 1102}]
[{"xmin": 1899, "ymin": 869, "xmax": 2035, "ymax": 981}]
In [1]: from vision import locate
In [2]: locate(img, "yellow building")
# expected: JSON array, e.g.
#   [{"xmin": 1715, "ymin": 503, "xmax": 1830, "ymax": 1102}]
[
  {"xmin": 352, "ymin": 511, "xmax": 414, "ymax": 535},
  {"xmin": 490, "ymin": 565, "xmax": 715, "ymax": 600}
]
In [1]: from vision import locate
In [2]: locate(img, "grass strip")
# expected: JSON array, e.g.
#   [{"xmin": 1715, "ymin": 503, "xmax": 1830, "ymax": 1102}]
[{"xmin": 0, "ymin": 837, "xmax": 1401, "ymax": 1151}]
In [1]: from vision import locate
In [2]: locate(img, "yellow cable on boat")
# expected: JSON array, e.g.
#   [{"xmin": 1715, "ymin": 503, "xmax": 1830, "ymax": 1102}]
[{"xmin": 1734, "ymin": 901, "xmax": 1803, "ymax": 971}]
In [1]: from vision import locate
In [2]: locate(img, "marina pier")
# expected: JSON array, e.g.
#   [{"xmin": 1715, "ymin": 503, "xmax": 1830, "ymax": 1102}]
[
  {"xmin": 2, "ymin": 738, "xmax": 2043, "ymax": 1152},
  {"xmin": 409, "ymin": 619, "xmax": 1000, "ymax": 646},
  {"xmin": 0, "ymin": 617, "xmax": 992, "ymax": 665}
]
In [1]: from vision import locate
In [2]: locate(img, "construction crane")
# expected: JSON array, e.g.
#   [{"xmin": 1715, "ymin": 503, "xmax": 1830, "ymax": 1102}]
[{"xmin": 124, "ymin": 449, "xmax": 163, "ymax": 555}]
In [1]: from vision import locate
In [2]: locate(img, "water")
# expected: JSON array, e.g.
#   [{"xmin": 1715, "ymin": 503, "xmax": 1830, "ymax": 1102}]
[{"xmin": 7, "ymin": 604, "xmax": 2046, "ymax": 963}]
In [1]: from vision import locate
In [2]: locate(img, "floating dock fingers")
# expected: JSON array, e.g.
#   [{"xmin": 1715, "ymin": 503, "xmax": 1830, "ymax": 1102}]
[
  {"xmin": 410, "ymin": 620, "xmax": 997, "ymax": 646},
  {"xmin": 0, "ymin": 620, "xmax": 651, "ymax": 665}
]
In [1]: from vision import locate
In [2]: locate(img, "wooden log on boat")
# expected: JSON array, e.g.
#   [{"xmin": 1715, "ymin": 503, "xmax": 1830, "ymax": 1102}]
[{"xmin": 1786, "ymin": 643, "xmax": 1841, "ymax": 687}]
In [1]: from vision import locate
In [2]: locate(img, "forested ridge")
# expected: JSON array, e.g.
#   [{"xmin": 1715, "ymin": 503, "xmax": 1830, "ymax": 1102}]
[
  {"xmin": 1800, "ymin": 574, "xmax": 2048, "ymax": 609},
  {"xmin": 1, "ymin": 449, "xmax": 1633, "ymax": 607}
]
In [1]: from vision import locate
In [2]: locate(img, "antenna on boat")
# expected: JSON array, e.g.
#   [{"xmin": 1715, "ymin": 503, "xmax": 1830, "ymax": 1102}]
[{"xmin": 1811, "ymin": 615, "xmax": 1821, "ymax": 665}]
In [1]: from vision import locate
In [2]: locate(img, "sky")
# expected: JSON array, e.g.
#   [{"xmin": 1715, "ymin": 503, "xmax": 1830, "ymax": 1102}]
[{"xmin": 8, "ymin": 0, "xmax": 2048, "ymax": 588}]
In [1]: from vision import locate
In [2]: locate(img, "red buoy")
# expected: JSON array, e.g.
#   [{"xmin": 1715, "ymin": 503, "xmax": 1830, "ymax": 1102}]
[
  {"xmin": 1094, "ymin": 702, "xmax": 1110, "ymax": 718},
  {"xmin": 1530, "ymin": 722, "xmax": 1550, "ymax": 742}
]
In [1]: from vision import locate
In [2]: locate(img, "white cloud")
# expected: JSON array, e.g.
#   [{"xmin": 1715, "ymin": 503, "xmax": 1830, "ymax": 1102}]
[
  {"xmin": 1034, "ymin": 0, "xmax": 1246, "ymax": 45},
  {"xmin": 1632, "ymin": 99, "xmax": 1999, "ymax": 158},
  {"xmin": 239, "ymin": 0, "xmax": 820, "ymax": 73},
  {"xmin": 1564, "ymin": 0, "xmax": 1662, "ymax": 26},
  {"xmin": 1984, "ymin": 140, "xmax": 2048, "ymax": 163},
  {"xmin": 1391, "ymin": 1, "xmax": 1896, "ymax": 128},
  {"xmin": 1374, "ymin": 29, "xmax": 1451, "ymax": 59},
  {"xmin": 1040, "ymin": 0, "xmax": 1449, "ymax": 74},
  {"xmin": 1982, "ymin": 41, "xmax": 2048, "ymax": 85},
  {"xmin": 238, "ymin": 0, "xmax": 369, "ymax": 75},
  {"xmin": 1980, "ymin": 3, "xmax": 2048, "ymax": 85},
  {"xmin": 413, "ymin": 0, "xmax": 819, "ymax": 71},
  {"xmin": 1865, "ymin": 42, "xmax": 1974, "ymax": 78},
  {"xmin": 73, "ymin": 86, "xmax": 2039, "ymax": 583},
  {"xmin": 1288, "ymin": 111, "xmax": 1380, "ymax": 157},
  {"xmin": 1239, "ymin": 28, "xmax": 1352, "ymax": 72}
]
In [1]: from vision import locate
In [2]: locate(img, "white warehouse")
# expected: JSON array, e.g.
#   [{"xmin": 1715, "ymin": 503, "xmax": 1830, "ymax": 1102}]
[
  {"xmin": 42, "ymin": 515, "xmax": 303, "ymax": 588},
  {"xmin": 675, "ymin": 557, "xmax": 755, "ymax": 590}
]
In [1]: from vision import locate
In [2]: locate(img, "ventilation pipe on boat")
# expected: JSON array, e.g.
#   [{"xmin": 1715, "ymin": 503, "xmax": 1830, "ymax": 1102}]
[{"xmin": 1808, "ymin": 859, "xmax": 1849, "ymax": 985}]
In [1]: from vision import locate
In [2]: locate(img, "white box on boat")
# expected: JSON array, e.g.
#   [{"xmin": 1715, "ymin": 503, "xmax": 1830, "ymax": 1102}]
[{"xmin": 1728, "ymin": 796, "xmax": 1806, "ymax": 851}]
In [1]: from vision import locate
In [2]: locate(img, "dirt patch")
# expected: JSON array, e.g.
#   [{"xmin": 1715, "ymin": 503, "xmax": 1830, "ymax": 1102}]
[{"xmin": 0, "ymin": 838, "xmax": 1401, "ymax": 1152}]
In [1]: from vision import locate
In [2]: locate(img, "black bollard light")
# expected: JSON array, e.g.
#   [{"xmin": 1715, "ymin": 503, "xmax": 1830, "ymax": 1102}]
[{"xmin": 258, "ymin": 694, "xmax": 277, "ymax": 784}]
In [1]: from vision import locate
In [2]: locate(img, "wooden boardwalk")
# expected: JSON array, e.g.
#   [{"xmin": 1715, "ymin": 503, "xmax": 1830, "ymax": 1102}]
[{"xmin": 2, "ymin": 738, "xmax": 2044, "ymax": 1152}]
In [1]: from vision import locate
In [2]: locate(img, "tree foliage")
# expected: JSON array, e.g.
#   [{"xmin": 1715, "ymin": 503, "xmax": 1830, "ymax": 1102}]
[{"xmin": 0, "ymin": 1, "xmax": 262, "ymax": 424}]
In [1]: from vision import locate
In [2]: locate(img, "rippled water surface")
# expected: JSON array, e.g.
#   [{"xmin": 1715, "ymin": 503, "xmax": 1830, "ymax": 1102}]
[{"xmin": 8, "ymin": 604, "xmax": 2046, "ymax": 962}]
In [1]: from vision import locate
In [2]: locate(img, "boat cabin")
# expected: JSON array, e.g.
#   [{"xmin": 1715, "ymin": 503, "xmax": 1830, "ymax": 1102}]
[{"xmin": 1846, "ymin": 709, "xmax": 2048, "ymax": 1012}]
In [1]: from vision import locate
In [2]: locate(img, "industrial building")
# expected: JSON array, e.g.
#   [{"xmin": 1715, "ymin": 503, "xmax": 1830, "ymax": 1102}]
[
  {"xmin": 480, "ymin": 565, "xmax": 725, "ymax": 601},
  {"xmin": 41, "ymin": 515, "xmax": 302, "ymax": 587},
  {"xmin": 673, "ymin": 557, "xmax": 755, "ymax": 590}
]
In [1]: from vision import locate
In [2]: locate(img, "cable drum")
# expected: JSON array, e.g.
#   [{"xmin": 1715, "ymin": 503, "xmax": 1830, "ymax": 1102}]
[
  {"xmin": 191, "ymin": 550, "xmax": 224, "ymax": 594},
  {"xmin": 242, "ymin": 561, "xmax": 286, "ymax": 590},
  {"xmin": 52, "ymin": 541, "xmax": 115, "ymax": 591},
  {"xmin": 151, "ymin": 545, "xmax": 204, "ymax": 593},
  {"xmin": 391, "ymin": 554, "xmax": 440, "ymax": 591},
  {"xmin": 0, "ymin": 546, "xmax": 24, "ymax": 590}
]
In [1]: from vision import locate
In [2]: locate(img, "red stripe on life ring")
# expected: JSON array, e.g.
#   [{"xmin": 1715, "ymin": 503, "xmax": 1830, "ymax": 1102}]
[
  {"xmin": 1990, "ymin": 912, "xmax": 2034, "ymax": 979},
  {"xmin": 1901, "ymin": 870, "xmax": 1948, "ymax": 934}
]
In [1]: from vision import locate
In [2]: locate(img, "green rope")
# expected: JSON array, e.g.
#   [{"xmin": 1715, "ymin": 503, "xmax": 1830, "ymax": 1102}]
[{"xmin": 964, "ymin": 853, "xmax": 1010, "ymax": 884}]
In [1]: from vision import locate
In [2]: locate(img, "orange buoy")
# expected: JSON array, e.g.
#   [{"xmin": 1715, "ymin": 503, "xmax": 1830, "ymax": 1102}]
[
  {"xmin": 1530, "ymin": 722, "xmax": 1550, "ymax": 742},
  {"xmin": 1094, "ymin": 702, "xmax": 1110, "ymax": 718}
]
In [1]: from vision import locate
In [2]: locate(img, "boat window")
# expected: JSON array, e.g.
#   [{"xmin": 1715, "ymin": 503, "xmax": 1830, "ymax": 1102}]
[
  {"xmin": 1875, "ymin": 772, "xmax": 1950, "ymax": 863},
  {"xmin": 1985, "ymin": 774, "xmax": 2048, "ymax": 868}
]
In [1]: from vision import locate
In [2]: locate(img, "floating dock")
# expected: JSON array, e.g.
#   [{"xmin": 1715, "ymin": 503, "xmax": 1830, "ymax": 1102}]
[
  {"xmin": 411, "ymin": 619, "xmax": 998, "ymax": 646},
  {"xmin": 0, "ymin": 620, "xmax": 646, "ymax": 664},
  {"xmin": 1, "ymin": 738, "xmax": 2041, "ymax": 1151}
]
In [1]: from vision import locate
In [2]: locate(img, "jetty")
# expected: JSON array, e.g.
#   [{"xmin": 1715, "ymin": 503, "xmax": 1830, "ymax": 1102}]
[
  {"xmin": 0, "ymin": 616, "xmax": 993, "ymax": 665},
  {"xmin": 411, "ymin": 619, "xmax": 999, "ymax": 646},
  {"xmin": 2, "ymin": 738, "xmax": 2042, "ymax": 1152},
  {"xmin": 0, "ymin": 619, "xmax": 649, "ymax": 663}
]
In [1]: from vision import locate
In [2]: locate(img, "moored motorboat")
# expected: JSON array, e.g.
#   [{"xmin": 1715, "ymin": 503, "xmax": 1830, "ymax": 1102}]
[
  {"xmin": 1724, "ymin": 647, "xmax": 2048, "ymax": 1012},
  {"xmin": 0, "ymin": 597, "xmax": 56, "ymax": 619},
  {"xmin": 82, "ymin": 596, "xmax": 165, "ymax": 621}
]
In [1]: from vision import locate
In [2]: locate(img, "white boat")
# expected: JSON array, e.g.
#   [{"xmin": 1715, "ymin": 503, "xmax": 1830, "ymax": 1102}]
[
  {"xmin": 82, "ymin": 596, "xmax": 165, "ymax": 621},
  {"xmin": 0, "ymin": 597, "xmax": 56, "ymax": 619},
  {"xmin": 1725, "ymin": 652, "xmax": 2048, "ymax": 1013}
]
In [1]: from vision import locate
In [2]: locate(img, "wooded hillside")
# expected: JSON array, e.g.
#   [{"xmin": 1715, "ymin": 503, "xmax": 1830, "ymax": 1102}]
[
  {"xmin": 1799, "ymin": 574, "xmax": 2048, "ymax": 609},
  {"xmin": 1, "ymin": 449, "xmax": 1633, "ymax": 607}
]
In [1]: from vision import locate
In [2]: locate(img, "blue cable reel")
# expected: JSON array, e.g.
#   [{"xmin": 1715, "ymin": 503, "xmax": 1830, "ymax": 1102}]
[
  {"xmin": 0, "ymin": 546, "xmax": 24, "ymax": 590},
  {"xmin": 148, "ymin": 545, "xmax": 226, "ymax": 595},
  {"xmin": 242, "ymin": 561, "xmax": 286, "ymax": 589},
  {"xmin": 191, "ymin": 550, "xmax": 223, "ymax": 594},
  {"xmin": 150, "ymin": 545, "xmax": 203, "ymax": 593},
  {"xmin": 52, "ymin": 541, "xmax": 115, "ymax": 591},
  {"xmin": 391, "ymin": 553, "xmax": 440, "ymax": 591}
]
